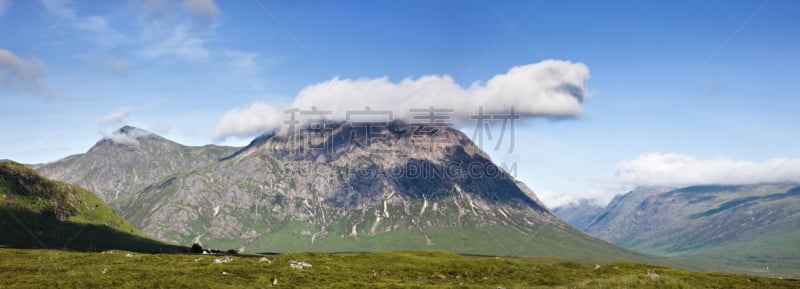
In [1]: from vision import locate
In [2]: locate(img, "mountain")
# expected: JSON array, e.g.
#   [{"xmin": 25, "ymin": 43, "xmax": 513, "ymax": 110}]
[
  {"xmin": 554, "ymin": 184, "xmax": 800, "ymax": 278},
  {"xmin": 567, "ymin": 186, "xmax": 673, "ymax": 235},
  {"xmin": 0, "ymin": 161, "xmax": 184, "ymax": 252},
  {"xmin": 35, "ymin": 126, "xmax": 239, "ymax": 203},
  {"xmin": 32, "ymin": 121, "xmax": 646, "ymax": 262},
  {"xmin": 551, "ymin": 199, "xmax": 605, "ymax": 232}
]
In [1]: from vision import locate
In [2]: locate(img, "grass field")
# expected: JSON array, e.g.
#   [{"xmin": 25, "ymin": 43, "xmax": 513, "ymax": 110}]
[
  {"xmin": 668, "ymin": 229, "xmax": 800, "ymax": 279},
  {"xmin": 0, "ymin": 249, "xmax": 797, "ymax": 288}
]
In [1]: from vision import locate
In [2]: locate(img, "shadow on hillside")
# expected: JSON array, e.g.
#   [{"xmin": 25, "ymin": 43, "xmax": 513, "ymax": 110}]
[{"xmin": 0, "ymin": 208, "xmax": 186, "ymax": 253}]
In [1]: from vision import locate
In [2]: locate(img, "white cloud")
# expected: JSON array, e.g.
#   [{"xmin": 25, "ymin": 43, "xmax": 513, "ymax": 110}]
[
  {"xmin": 97, "ymin": 107, "xmax": 147, "ymax": 146},
  {"xmin": 138, "ymin": 23, "xmax": 210, "ymax": 61},
  {"xmin": 213, "ymin": 59, "xmax": 590, "ymax": 140},
  {"xmin": 213, "ymin": 102, "xmax": 284, "ymax": 140},
  {"xmin": 549, "ymin": 197, "xmax": 605, "ymax": 210},
  {"xmin": 181, "ymin": 0, "xmax": 219, "ymax": 24},
  {"xmin": 616, "ymin": 153, "xmax": 800, "ymax": 187},
  {"xmin": 537, "ymin": 191, "xmax": 581, "ymax": 209},
  {"xmin": 0, "ymin": 48, "xmax": 49, "ymax": 95},
  {"xmin": 546, "ymin": 153, "xmax": 800, "ymax": 209},
  {"xmin": 104, "ymin": 127, "xmax": 153, "ymax": 146},
  {"xmin": 539, "ymin": 180, "xmax": 628, "ymax": 208}
]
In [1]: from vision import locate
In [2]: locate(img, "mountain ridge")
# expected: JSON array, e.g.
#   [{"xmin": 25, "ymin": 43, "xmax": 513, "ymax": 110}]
[
  {"xmin": 35, "ymin": 126, "xmax": 240, "ymax": 203},
  {"xmin": 554, "ymin": 184, "xmax": 800, "ymax": 278}
]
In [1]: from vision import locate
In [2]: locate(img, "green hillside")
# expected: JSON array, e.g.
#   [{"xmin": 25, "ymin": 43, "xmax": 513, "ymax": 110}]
[
  {"xmin": 672, "ymin": 228, "xmax": 800, "ymax": 278},
  {"xmin": 0, "ymin": 161, "xmax": 185, "ymax": 253}
]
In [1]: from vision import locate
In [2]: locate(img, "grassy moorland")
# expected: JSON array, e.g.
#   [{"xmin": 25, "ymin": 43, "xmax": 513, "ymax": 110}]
[{"xmin": 0, "ymin": 249, "xmax": 797, "ymax": 289}]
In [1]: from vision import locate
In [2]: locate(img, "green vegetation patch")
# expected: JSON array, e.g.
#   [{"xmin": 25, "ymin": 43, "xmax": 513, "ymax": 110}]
[{"xmin": 0, "ymin": 249, "xmax": 797, "ymax": 288}]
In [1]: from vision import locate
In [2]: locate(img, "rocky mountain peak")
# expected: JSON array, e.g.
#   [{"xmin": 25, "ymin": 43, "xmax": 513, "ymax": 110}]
[
  {"xmin": 232, "ymin": 120, "xmax": 490, "ymax": 165},
  {"xmin": 117, "ymin": 125, "xmax": 144, "ymax": 134},
  {"xmin": 95, "ymin": 126, "xmax": 162, "ymax": 148}
]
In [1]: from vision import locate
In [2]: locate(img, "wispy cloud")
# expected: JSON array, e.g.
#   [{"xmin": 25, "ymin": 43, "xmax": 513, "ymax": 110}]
[
  {"xmin": 73, "ymin": 16, "xmax": 129, "ymax": 47},
  {"xmin": 223, "ymin": 49, "xmax": 258, "ymax": 76},
  {"xmin": 40, "ymin": 0, "xmax": 220, "ymax": 63},
  {"xmin": 99, "ymin": 107, "xmax": 133, "ymax": 125},
  {"xmin": 131, "ymin": 0, "xmax": 222, "ymax": 62},
  {"xmin": 213, "ymin": 59, "xmax": 591, "ymax": 139},
  {"xmin": 138, "ymin": 23, "xmax": 211, "ymax": 61},
  {"xmin": 39, "ymin": 0, "xmax": 129, "ymax": 47},
  {"xmin": 0, "ymin": 48, "xmax": 50, "ymax": 95}
]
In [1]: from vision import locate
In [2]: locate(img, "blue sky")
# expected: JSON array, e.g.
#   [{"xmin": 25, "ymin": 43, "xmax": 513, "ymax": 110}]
[{"xmin": 1, "ymin": 0, "xmax": 799, "ymax": 207}]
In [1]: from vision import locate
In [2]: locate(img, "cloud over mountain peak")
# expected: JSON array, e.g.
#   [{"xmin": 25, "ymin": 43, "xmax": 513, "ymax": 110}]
[{"xmin": 213, "ymin": 59, "xmax": 591, "ymax": 140}]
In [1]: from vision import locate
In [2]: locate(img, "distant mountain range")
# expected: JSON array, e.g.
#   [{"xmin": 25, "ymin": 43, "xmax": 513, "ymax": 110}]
[
  {"xmin": 554, "ymin": 184, "xmax": 800, "ymax": 278},
  {"xmin": 0, "ymin": 161, "xmax": 183, "ymax": 252},
  {"xmin": 31, "ymin": 123, "xmax": 655, "ymax": 263}
]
